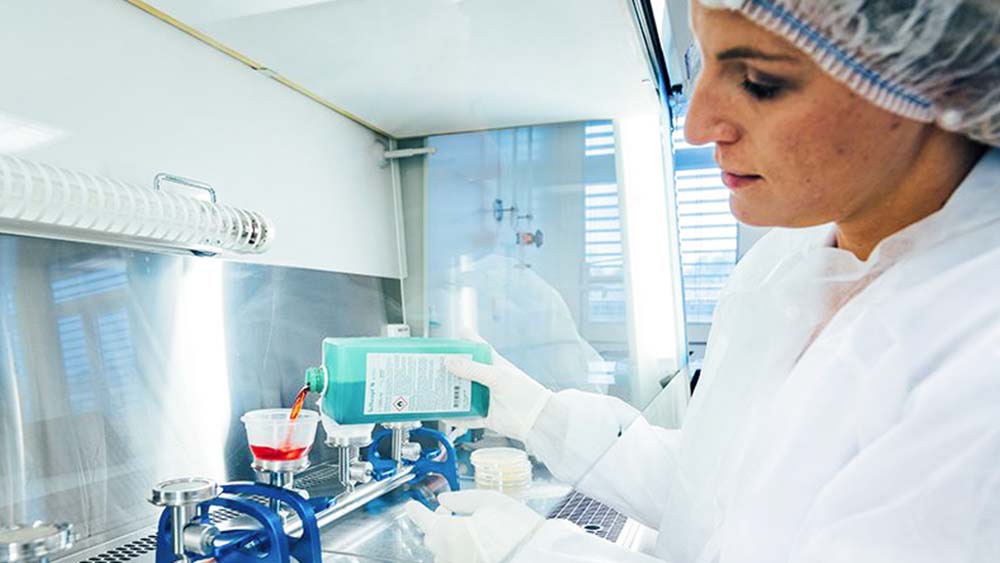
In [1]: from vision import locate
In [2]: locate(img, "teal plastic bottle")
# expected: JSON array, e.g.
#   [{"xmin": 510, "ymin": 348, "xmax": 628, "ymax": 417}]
[{"xmin": 304, "ymin": 337, "xmax": 492, "ymax": 425}]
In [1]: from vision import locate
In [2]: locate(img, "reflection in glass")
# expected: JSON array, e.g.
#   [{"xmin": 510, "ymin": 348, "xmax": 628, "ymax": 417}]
[
  {"xmin": 425, "ymin": 121, "xmax": 630, "ymax": 400},
  {"xmin": 424, "ymin": 117, "xmax": 685, "ymax": 411},
  {"xmin": 0, "ymin": 233, "xmax": 401, "ymax": 551}
]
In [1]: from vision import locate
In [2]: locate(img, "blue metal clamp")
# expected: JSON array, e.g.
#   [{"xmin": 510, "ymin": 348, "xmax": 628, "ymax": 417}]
[
  {"xmin": 155, "ymin": 482, "xmax": 330, "ymax": 563},
  {"xmin": 366, "ymin": 426, "xmax": 460, "ymax": 493}
]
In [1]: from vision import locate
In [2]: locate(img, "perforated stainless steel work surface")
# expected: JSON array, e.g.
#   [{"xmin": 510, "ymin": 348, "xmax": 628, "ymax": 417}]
[
  {"xmin": 53, "ymin": 465, "xmax": 430, "ymax": 563},
  {"xmin": 547, "ymin": 490, "xmax": 628, "ymax": 542}
]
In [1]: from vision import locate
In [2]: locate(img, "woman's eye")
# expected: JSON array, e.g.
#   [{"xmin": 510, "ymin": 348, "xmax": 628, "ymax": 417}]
[{"xmin": 741, "ymin": 76, "xmax": 783, "ymax": 100}]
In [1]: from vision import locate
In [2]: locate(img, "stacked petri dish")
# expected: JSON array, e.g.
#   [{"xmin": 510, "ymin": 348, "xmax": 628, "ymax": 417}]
[{"xmin": 470, "ymin": 447, "xmax": 532, "ymax": 495}]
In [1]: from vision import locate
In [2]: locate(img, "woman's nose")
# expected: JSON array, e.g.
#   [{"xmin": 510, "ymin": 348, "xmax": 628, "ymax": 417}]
[{"xmin": 683, "ymin": 78, "xmax": 740, "ymax": 146}]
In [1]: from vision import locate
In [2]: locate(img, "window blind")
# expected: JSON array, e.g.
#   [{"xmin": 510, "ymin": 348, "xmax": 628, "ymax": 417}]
[{"xmin": 672, "ymin": 114, "xmax": 738, "ymax": 324}]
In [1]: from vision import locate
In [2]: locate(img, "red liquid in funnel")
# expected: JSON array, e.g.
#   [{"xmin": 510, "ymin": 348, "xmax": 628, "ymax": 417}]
[
  {"xmin": 246, "ymin": 386, "xmax": 313, "ymax": 461},
  {"xmin": 250, "ymin": 445, "xmax": 310, "ymax": 461}
]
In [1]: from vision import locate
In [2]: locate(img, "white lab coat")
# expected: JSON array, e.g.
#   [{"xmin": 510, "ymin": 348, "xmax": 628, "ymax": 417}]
[{"xmin": 512, "ymin": 148, "xmax": 1000, "ymax": 563}]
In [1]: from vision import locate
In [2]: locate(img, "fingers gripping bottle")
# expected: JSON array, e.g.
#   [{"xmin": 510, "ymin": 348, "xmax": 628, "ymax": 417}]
[{"xmin": 304, "ymin": 337, "xmax": 491, "ymax": 425}]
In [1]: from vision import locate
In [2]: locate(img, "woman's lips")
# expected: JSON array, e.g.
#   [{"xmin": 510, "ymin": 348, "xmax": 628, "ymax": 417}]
[{"xmin": 721, "ymin": 171, "xmax": 762, "ymax": 190}]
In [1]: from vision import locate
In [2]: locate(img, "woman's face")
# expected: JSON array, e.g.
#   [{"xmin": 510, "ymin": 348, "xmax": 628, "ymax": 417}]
[{"xmin": 685, "ymin": 3, "xmax": 931, "ymax": 228}]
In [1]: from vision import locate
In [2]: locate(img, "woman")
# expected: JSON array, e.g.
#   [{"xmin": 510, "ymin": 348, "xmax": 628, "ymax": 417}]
[{"xmin": 407, "ymin": 0, "xmax": 1000, "ymax": 561}]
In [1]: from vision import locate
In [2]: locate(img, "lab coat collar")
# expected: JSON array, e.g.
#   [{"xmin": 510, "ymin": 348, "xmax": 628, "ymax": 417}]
[{"xmin": 931, "ymin": 147, "xmax": 1000, "ymax": 232}]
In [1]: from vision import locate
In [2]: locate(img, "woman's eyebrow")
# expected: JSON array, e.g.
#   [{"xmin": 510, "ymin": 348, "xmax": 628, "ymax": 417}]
[{"xmin": 716, "ymin": 46, "xmax": 801, "ymax": 63}]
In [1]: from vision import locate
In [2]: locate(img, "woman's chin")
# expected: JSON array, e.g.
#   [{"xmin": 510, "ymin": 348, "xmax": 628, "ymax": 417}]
[
  {"xmin": 728, "ymin": 199, "xmax": 772, "ymax": 227},
  {"xmin": 731, "ymin": 201, "xmax": 829, "ymax": 229}
]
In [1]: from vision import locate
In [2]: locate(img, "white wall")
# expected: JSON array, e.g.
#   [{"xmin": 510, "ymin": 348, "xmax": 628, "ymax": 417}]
[
  {"xmin": 165, "ymin": 0, "xmax": 660, "ymax": 137},
  {"xmin": 0, "ymin": 0, "xmax": 402, "ymax": 278},
  {"xmin": 660, "ymin": 0, "xmax": 695, "ymax": 93}
]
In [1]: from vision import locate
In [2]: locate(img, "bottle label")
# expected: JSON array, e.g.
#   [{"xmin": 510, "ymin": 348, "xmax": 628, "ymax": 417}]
[{"xmin": 364, "ymin": 353, "xmax": 473, "ymax": 415}]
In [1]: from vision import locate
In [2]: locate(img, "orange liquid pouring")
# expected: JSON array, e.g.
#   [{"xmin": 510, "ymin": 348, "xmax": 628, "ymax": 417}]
[
  {"xmin": 269, "ymin": 385, "xmax": 312, "ymax": 461},
  {"xmin": 289, "ymin": 385, "xmax": 309, "ymax": 420}
]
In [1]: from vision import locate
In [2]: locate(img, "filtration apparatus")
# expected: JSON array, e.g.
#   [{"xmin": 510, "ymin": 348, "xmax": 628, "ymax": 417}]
[{"xmin": 148, "ymin": 337, "xmax": 490, "ymax": 563}]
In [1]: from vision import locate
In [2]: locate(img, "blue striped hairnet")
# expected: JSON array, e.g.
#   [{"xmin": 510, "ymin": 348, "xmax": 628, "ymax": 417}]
[{"xmin": 698, "ymin": 0, "xmax": 1000, "ymax": 146}]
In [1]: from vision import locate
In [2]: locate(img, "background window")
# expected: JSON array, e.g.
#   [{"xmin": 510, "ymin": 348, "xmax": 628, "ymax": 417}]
[
  {"xmin": 584, "ymin": 123, "xmax": 627, "ymax": 324},
  {"xmin": 671, "ymin": 110, "xmax": 738, "ymax": 325}
]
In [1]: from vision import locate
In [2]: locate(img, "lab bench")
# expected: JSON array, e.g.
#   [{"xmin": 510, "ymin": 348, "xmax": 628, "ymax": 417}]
[{"xmin": 52, "ymin": 460, "xmax": 573, "ymax": 563}]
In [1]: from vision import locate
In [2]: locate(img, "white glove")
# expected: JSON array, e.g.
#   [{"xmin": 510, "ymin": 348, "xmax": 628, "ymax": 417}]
[
  {"xmin": 405, "ymin": 490, "xmax": 542, "ymax": 563},
  {"xmin": 445, "ymin": 338, "xmax": 553, "ymax": 442}
]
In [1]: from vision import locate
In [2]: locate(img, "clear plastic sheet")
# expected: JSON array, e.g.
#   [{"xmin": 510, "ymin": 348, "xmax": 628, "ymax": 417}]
[{"xmin": 424, "ymin": 123, "xmax": 636, "ymax": 399}]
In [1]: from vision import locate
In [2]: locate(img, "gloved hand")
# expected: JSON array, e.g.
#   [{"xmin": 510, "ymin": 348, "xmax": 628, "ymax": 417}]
[
  {"xmin": 445, "ymin": 332, "xmax": 553, "ymax": 442},
  {"xmin": 405, "ymin": 490, "xmax": 542, "ymax": 563}
]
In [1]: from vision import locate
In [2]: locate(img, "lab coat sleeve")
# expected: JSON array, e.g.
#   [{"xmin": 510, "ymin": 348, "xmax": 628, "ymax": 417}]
[
  {"xmin": 509, "ymin": 520, "xmax": 665, "ymax": 563},
  {"xmin": 788, "ymin": 327, "xmax": 1000, "ymax": 563},
  {"xmin": 525, "ymin": 389, "xmax": 683, "ymax": 528}
]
